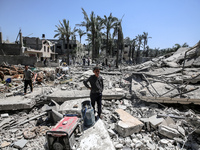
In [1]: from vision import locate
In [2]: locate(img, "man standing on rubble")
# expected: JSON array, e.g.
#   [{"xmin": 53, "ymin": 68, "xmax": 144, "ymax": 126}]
[
  {"xmin": 23, "ymin": 65, "xmax": 34, "ymax": 95},
  {"xmin": 83, "ymin": 66, "xmax": 104, "ymax": 119}
]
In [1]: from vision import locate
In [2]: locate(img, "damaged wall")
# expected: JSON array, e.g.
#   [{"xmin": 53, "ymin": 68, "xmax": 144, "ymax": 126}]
[
  {"xmin": 0, "ymin": 55, "xmax": 37, "ymax": 66},
  {"xmin": 0, "ymin": 44, "xmax": 22, "ymax": 55}
]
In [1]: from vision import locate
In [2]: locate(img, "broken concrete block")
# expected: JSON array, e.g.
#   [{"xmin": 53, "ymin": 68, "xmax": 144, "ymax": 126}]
[
  {"xmin": 115, "ymin": 109, "xmax": 144, "ymax": 137},
  {"xmin": 0, "ymin": 141, "xmax": 11, "ymax": 148},
  {"xmin": 161, "ymin": 116, "xmax": 176, "ymax": 127},
  {"xmin": 158, "ymin": 125, "xmax": 181, "ymax": 139},
  {"xmin": 1, "ymin": 113, "xmax": 9, "ymax": 118},
  {"xmin": 149, "ymin": 115, "xmax": 164, "ymax": 129},
  {"xmin": 140, "ymin": 118, "xmax": 151, "ymax": 131},
  {"xmin": 13, "ymin": 139, "xmax": 28, "ymax": 149}
]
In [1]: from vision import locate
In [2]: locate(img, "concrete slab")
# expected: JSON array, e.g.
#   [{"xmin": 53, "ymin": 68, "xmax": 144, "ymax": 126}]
[
  {"xmin": 47, "ymin": 89, "xmax": 124, "ymax": 102},
  {"xmin": 0, "ymin": 87, "xmax": 42, "ymax": 111},
  {"xmin": 115, "ymin": 109, "xmax": 144, "ymax": 137},
  {"xmin": 78, "ymin": 119, "xmax": 115, "ymax": 150},
  {"xmin": 149, "ymin": 115, "xmax": 164, "ymax": 129}
]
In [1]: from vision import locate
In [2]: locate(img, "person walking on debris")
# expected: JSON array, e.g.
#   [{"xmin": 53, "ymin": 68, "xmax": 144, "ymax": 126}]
[
  {"xmin": 44, "ymin": 58, "xmax": 47, "ymax": 67},
  {"xmin": 88, "ymin": 57, "xmax": 90, "ymax": 66},
  {"xmin": 83, "ymin": 66, "xmax": 104, "ymax": 120},
  {"xmin": 23, "ymin": 65, "xmax": 34, "ymax": 95},
  {"xmin": 0, "ymin": 71, "xmax": 4, "ymax": 81}
]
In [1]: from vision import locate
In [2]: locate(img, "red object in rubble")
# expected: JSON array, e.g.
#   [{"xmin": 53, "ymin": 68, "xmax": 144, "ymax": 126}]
[
  {"xmin": 46, "ymin": 116, "xmax": 81, "ymax": 150},
  {"xmin": 51, "ymin": 117, "xmax": 79, "ymax": 136}
]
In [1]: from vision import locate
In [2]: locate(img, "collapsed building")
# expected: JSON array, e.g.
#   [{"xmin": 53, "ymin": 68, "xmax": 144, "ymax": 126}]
[{"xmin": 0, "ymin": 41, "xmax": 200, "ymax": 149}]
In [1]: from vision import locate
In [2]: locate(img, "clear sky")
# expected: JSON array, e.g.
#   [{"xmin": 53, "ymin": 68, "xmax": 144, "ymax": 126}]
[{"xmin": 0, "ymin": 0, "xmax": 199, "ymax": 49}]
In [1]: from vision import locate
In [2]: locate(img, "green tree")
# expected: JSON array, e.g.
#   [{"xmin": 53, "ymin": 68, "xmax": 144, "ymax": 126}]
[
  {"xmin": 78, "ymin": 28, "xmax": 86, "ymax": 44},
  {"xmin": 182, "ymin": 42, "xmax": 189, "ymax": 47},
  {"xmin": 54, "ymin": 19, "xmax": 77, "ymax": 65},
  {"xmin": 142, "ymin": 32, "xmax": 151, "ymax": 57},
  {"xmin": 78, "ymin": 8, "xmax": 103, "ymax": 60},
  {"xmin": 103, "ymin": 13, "xmax": 118, "ymax": 56}
]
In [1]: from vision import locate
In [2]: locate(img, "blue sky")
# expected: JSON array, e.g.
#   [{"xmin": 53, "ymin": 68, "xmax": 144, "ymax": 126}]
[{"xmin": 0, "ymin": 0, "xmax": 199, "ymax": 49}]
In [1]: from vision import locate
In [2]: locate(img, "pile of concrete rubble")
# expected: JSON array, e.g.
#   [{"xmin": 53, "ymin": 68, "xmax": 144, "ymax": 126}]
[{"xmin": 0, "ymin": 41, "xmax": 200, "ymax": 150}]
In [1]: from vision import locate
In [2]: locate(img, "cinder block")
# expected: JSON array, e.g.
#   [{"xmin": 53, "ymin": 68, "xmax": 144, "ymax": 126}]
[{"xmin": 115, "ymin": 109, "xmax": 144, "ymax": 137}]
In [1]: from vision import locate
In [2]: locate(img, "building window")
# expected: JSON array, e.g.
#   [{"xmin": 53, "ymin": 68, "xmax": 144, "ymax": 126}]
[
  {"xmin": 44, "ymin": 46, "xmax": 46, "ymax": 52},
  {"xmin": 48, "ymin": 47, "xmax": 49, "ymax": 52}
]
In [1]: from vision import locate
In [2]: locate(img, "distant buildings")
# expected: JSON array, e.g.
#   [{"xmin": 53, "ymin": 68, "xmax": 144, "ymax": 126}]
[{"xmin": 0, "ymin": 31, "xmax": 85, "ymax": 65}]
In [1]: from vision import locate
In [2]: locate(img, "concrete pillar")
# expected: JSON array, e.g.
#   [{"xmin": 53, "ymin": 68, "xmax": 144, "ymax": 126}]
[
  {"xmin": 19, "ymin": 31, "xmax": 23, "ymax": 46},
  {"xmin": 0, "ymin": 32, "xmax": 2, "ymax": 44}
]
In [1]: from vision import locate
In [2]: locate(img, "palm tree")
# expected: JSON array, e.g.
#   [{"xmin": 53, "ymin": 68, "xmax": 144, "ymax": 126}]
[
  {"xmin": 132, "ymin": 39, "xmax": 136, "ymax": 64},
  {"xmin": 136, "ymin": 34, "xmax": 143, "ymax": 58},
  {"xmin": 78, "ymin": 28, "xmax": 86, "ymax": 44},
  {"xmin": 182, "ymin": 42, "xmax": 189, "ymax": 47},
  {"xmin": 54, "ymin": 19, "xmax": 77, "ymax": 65},
  {"xmin": 174, "ymin": 43, "xmax": 181, "ymax": 51},
  {"xmin": 113, "ymin": 19, "xmax": 124, "ymax": 68},
  {"xmin": 78, "ymin": 8, "xmax": 102, "ymax": 60},
  {"xmin": 54, "ymin": 21, "xmax": 65, "ymax": 55},
  {"xmin": 142, "ymin": 32, "xmax": 151, "ymax": 57},
  {"xmin": 103, "ymin": 13, "xmax": 118, "ymax": 56}
]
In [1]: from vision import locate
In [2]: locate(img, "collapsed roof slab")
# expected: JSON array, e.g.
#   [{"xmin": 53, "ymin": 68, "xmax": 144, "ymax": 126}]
[
  {"xmin": 138, "ymin": 96, "xmax": 200, "ymax": 105},
  {"xmin": 47, "ymin": 89, "xmax": 125, "ymax": 103},
  {"xmin": 0, "ymin": 96, "xmax": 35, "ymax": 111},
  {"xmin": 0, "ymin": 87, "xmax": 42, "ymax": 111}
]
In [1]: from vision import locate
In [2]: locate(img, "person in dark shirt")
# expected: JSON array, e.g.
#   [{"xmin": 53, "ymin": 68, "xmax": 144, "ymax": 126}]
[
  {"xmin": 23, "ymin": 65, "xmax": 34, "ymax": 95},
  {"xmin": 83, "ymin": 67, "xmax": 104, "ymax": 119}
]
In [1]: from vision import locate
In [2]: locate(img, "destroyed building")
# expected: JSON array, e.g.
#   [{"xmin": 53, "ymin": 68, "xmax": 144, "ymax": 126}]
[{"xmin": 0, "ymin": 41, "xmax": 200, "ymax": 150}]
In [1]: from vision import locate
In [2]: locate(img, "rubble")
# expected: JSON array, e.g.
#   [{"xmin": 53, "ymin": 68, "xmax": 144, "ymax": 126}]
[
  {"xmin": 114, "ymin": 109, "xmax": 144, "ymax": 137},
  {"xmin": 0, "ymin": 42, "xmax": 200, "ymax": 149}
]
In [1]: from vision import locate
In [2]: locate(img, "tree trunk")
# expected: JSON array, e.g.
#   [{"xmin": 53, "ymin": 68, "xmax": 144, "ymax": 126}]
[
  {"xmin": 116, "ymin": 40, "xmax": 119, "ymax": 68},
  {"xmin": 129, "ymin": 45, "xmax": 131, "ymax": 62},
  {"xmin": 106, "ymin": 32, "xmax": 109, "ymax": 56},
  {"xmin": 132, "ymin": 45, "xmax": 135, "ymax": 64},
  {"xmin": 67, "ymin": 37, "xmax": 70, "ymax": 65},
  {"xmin": 62, "ymin": 38, "xmax": 65, "ymax": 55}
]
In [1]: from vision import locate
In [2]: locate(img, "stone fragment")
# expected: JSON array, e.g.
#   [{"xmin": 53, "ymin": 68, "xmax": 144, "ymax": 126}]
[
  {"xmin": 115, "ymin": 143, "xmax": 123, "ymax": 149},
  {"xmin": 147, "ymin": 142, "xmax": 156, "ymax": 149},
  {"xmin": 140, "ymin": 118, "xmax": 151, "ymax": 131},
  {"xmin": 115, "ymin": 109, "xmax": 144, "ymax": 137},
  {"xmin": 13, "ymin": 139, "xmax": 28, "ymax": 149},
  {"xmin": 118, "ymin": 105, "xmax": 127, "ymax": 110},
  {"xmin": 0, "ymin": 118, "xmax": 11, "ymax": 128},
  {"xmin": 158, "ymin": 125, "xmax": 181, "ymax": 139},
  {"xmin": 149, "ymin": 115, "xmax": 164, "ymax": 129},
  {"xmin": 1, "ymin": 141, "xmax": 11, "ymax": 148},
  {"xmin": 1, "ymin": 113, "xmax": 9, "ymax": 118}
]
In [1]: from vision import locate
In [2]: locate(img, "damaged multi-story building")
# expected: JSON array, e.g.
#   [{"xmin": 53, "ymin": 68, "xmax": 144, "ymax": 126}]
[{"xmin": 0, "ymin": 30, "xmax": 85, "ymax": 66}]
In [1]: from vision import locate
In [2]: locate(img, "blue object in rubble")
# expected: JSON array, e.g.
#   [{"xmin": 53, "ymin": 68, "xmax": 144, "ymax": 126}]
[
  {"xmin": 81, "ymin": 100, "xmax": 95, "ymax": 127},
  {"xmin": 5, "ymin": 78, "xmax": 11, "ymax": 83}
]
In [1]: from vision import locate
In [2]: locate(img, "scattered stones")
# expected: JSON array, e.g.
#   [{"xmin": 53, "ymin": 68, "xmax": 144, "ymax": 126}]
[
  {"xmin": 115, "ymin": 109, "xmax": 144, "ymax": 137},
  {"xmin": 13, "ymin": 139, "xmax": 28, "ymax": 149},
  {"xmin": 0, "ymin": 141, "xmax": 11, "ymax": 148}
]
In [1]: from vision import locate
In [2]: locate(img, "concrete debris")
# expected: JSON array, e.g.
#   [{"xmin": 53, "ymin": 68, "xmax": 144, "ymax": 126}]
[
  {"xmin": 149, "ymin": 115, "xmax": 164, "ymax": 129},
  {"xmin": 115, "ymin": 109, "xmax": 144, "ymax": 137},
  {"xmin": 0, "ymin": 42, "xmax": 200, "ymax": 149},
  {"xmin": 13, "ymin": 139, "xmax": 28, "ymax": 149},
  {"xmin": 0, "ymin": 141, "xmax": 11, "ymax": 148},
  {"xmin": 158, "ymin": 124, "xmax": 182, "ymax": 139}
]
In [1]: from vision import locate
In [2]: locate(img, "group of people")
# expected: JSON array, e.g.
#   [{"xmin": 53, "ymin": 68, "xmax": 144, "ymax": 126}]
[
  {"xmin": 82, "ymin": 57, "xmax": 90, "ymax": 66},
  {"xmin": 23, "ymin": 65, "xmax": 104, "ymax": 120}
]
